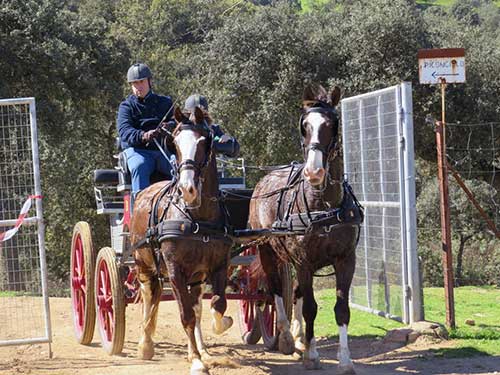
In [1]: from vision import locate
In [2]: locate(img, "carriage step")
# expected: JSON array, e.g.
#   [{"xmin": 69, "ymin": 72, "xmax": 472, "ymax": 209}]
[{"xmin": 230, "ymin": 255, "xmax": 256, "ymax": 266}]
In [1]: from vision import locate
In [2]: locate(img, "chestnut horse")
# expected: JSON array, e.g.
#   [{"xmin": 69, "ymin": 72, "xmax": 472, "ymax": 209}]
[
  {"xmin": 248, "ymin": 85, "xmax": 360, "ymax": 373},
  {"xmin": 130, "ymin": 107, "xmax": 233, "ymax": 375}
]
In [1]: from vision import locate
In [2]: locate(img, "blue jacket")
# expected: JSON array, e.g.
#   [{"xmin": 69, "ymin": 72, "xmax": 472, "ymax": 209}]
[
  {"xmin": 117, "ymin": 91, "xmax": 173, "ymax": 151},
  {"xmin": 211, "ymin": 124, "xmax": 240, "ymax": 158}
]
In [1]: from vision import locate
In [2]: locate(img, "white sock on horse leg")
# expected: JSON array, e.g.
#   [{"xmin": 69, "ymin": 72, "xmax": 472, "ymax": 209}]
[
  {"xmin": 338, "ymin": 324, "xmax": 353, "ymax": 367},
  {"xmin": 274, "ymin": 295, "xmax": 290, "ymax": 331}
]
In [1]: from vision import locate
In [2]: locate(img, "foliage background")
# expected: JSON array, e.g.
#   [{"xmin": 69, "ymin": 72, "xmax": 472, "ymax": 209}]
[{"xmin": 0, "ymin": 0, "xmax": 498, "ymax": 292}]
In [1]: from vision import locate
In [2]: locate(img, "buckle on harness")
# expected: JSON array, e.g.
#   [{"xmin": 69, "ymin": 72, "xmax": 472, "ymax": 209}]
[
  {"xmin": 202, "ymin": 235, "xmax": 210, "ymax": 243},
  {"xmin": 146, "ymin": 227, "xmax": 157, "ymax": 243},
  {"xmin": 193, "ymin": 222, "xmax": 200, "ymax": 234}
]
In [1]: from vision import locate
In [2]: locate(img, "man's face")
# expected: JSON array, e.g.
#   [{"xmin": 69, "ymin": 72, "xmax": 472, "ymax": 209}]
[{"xmin": 130, "ymin": 78, "xmax": 150, "ymax": 98}]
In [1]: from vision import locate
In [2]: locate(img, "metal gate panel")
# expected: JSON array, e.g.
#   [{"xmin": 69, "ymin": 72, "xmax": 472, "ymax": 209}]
[
  {"xmin": 341, "ymin": 83, "xmax": 421, "ymax": 324},
  {"xmin": 0, "ymin": 98, "xmax": 52, "ymax": 350}
]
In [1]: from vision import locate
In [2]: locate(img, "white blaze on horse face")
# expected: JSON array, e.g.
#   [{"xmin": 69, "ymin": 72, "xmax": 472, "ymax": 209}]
[
  {"xmin": 304, "ymin": 113, "xmax": 326, "ymax": 185},
  {"xmin": 176, "ymin": 131, "xmax": 205, "ymax": 204}
]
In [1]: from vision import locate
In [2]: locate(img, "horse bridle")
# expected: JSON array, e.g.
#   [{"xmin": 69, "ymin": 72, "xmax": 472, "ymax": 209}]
[
  {"xmin": 175, "ymin": 121, "xmax": 213, "ymax": 177},
  {"xmin": 299, "ymin": 102, "xmax": 340, "ymax": 160}
]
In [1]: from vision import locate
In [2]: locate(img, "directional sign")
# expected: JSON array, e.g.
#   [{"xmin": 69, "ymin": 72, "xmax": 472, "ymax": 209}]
[{"xmin": 418, "ymin": 48, "xmax": 466, "ymax": 84}]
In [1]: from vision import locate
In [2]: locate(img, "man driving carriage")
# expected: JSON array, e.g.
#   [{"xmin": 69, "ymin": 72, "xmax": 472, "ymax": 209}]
[
  {"xmin": 117, "ymin": 62, "xmax": 175, "ymax": 196},
  {"xmin": 117, "ymin": 63, "xmax": 240, "ymax": 197}
]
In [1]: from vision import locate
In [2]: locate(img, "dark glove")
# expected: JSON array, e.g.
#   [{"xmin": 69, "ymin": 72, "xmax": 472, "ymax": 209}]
[
  {"xmin": 142, "ymin": 129, "xmax": 161, "ymax": 143},
  {"xmin": 160, "ymin": 120, "xmax": 176, "ymax": 132},
  {"xmin": 157, "ymin": 120, "xmax": 176, "ymax": 137}
]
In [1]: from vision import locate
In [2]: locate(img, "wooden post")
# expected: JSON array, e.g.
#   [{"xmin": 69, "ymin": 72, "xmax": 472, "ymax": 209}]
[
  {"xmin": 447, "ymin": 162, "xmax": 500, "ymax": 239},
  {"xmin": 435, "ymin": 80, "xmax": 455, "ymax": 329}
]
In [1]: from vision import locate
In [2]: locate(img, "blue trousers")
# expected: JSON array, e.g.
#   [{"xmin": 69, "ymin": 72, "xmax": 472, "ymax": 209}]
[{"xmin": 124, "ymin": 147, "xmax": 174, "ymax": 195}]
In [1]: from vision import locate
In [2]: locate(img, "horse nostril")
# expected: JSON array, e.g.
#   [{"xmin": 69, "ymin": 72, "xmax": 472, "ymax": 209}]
[
  {"xmin": 187, "ymin": 186, "xmax": 195, "ymax": 195},
  {"xmin": 315, "ymin": 168, "xmax": 325, "ymax": 178}
]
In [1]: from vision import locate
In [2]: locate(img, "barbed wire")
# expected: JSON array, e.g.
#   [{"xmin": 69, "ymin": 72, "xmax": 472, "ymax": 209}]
[{"xmin": 415, "ymin": 119, "xmax": 499, "ymax": 234}]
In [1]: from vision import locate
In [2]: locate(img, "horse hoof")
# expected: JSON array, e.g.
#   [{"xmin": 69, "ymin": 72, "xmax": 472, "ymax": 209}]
[
  {"xmin": 304, "ymin": 357, "xmax": 322, "ymax": 370},
  {"xmin": 212, "ymin": 316, "xmax": 233, "ymax": 335},
  {"xmin": 295, "ymin": 338, "xmax": 306, "ymax": 352},
  {"xmin": 190, "ymin": 358, "xmax": 209, "ymax": 375},
  {"xmin": 278, "ymin": 331, "xmax": 295, "ymax": 355},
  {"xmin": 138, "ymin": 340, "xmax": 155, "ymax": 360},
  {"xmin": 200, "ymin": 350, "xmax": 212, "ymax": 362},
  {"xmin": 338, "ymin": 364, "xmax": 356, "ymax": 374}
]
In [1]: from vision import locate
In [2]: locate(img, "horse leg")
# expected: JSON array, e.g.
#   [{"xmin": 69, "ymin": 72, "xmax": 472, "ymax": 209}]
[
  {"xmin": 334, "ymin": 251, "xmax": 356, "ymax": 374},
  {"xmin": 210, "ymin": 261, "xmax": 233, "ymax": 335},
  {"xmin": 291, "ymin": 282, "xmax": 305, "ymax": 352},
  {"xmin": 258, "ymin": 243, "xmax": 294, "ymax": 355},
  {"xmin": 137, "ymin": 272, "xmax": 162, "ymax": 360},
  {"xmin": 299, "ymin": 272, "xmax": 321, "ymax": 370},
  {"xmin": 191, "ymin": 283, "xmax": 211, "ymax": 362},
  {"xmin": 168, "ymin": 263, "xmax": 208, "ymax": 375}
]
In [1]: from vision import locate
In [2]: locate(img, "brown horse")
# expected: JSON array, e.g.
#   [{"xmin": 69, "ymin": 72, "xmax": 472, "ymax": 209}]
[
  {"xmin": 130, "ymin": 107, "xmax": 233, "ymax": 375},
  {"xmin": 248, "ymin": 85, "xmax": 360, "ymax": 373}
]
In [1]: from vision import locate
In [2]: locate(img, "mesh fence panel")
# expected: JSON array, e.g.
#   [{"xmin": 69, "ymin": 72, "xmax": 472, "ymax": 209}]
[
  {"xmin": 341, "ymin": 85, "xmax": 417, "ymax": 322},
  {"xmin": 0, "ymin": 98, "xmax": 50, "ymax": 345}
]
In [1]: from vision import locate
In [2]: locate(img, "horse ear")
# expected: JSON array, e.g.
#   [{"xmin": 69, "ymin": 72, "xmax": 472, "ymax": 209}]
[
  {"xmin": 303, "ymin": 83, "xmax": 328, "ymax": 104},
  {"xmin": 303, "ymin": 84, "xmax": 316, "ymax": 102},
  {"xmin": 193, "ymin": 107, "xmax": 204, "ymax": 124},
  {"xmin": 174, "ymin": 107, "xmax": 184, "ymax": 122},
  {"xmin": 328, "ymin": 86, "xmax": 341, "ymax": 107}
]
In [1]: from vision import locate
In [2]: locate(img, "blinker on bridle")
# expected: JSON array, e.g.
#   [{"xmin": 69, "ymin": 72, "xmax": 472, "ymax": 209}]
[{"xmin": 299, "ymin": 102, "xmax": 339, "ymax": 158}]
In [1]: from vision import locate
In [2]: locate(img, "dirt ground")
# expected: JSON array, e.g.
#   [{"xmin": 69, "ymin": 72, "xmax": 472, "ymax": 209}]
[{"xmin": 0, "ymin": 298, "xmax": 499, "ymax": 375}]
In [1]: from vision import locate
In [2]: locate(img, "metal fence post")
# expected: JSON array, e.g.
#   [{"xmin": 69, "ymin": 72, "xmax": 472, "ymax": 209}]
[{"xmin": 401, "ymin": 82, "xmax": 423, "ymax": 323}]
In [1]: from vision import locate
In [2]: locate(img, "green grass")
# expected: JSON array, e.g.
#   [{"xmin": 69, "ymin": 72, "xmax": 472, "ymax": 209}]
[
  {"xmin": 301, "ymin": 0, "xmax": 500, "ymax": 10},
  {"xmin": 0, "ymin": 291, "xmax": 20, "ymax": 297},
  {"xmin": 315, "ymin": 288, "xmax": 405, "ymax": 339},
  {"xmin": 0, "ymin": 290, "xmax": 41, "ymax": 297},
  {"xmin": 417, "ymin": 0, "xmax": 500, "ymax": 6},
  {"xmin": 315, "ymin": 286, "xmax": 500, "ymax": 356},
  {"xmin": 424, "ymin": 286, "xmax": 500, "ymax": 356},
  {"xmin": 417, "ymin": 0, "xmax": 458, "ymax": 6}
]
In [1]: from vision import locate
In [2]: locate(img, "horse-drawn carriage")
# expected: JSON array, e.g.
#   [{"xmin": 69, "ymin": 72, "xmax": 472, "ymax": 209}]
[
  {"xmin": 70, "ymin": 148, "xmax": 294, "ymax": 355},
  {"xmin": 70, "ymin": 85, "xmax": 364, "ymax": 374}
]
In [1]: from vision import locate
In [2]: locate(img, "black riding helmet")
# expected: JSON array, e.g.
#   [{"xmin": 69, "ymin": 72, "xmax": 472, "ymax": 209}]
[
  {"xmin": 127, "ymin": 63, "xmax": 152, "ymax": 83},
  {"xmin": 184, "ymin": 94, "xmax": 208, "ymax": 113}
]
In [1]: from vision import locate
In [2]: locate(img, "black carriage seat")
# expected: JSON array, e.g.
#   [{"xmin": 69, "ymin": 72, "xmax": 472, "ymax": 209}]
[
  {"xmin": 221, "ymin": 189, "xmax": 254, "ymax": 230},
  {"xmin": 94, "ymin": 169, "xmax": 120, "ymax": 185},
  {"xmin": 93, "ymin": 169, "xmax": 125, "ymax": 214}
]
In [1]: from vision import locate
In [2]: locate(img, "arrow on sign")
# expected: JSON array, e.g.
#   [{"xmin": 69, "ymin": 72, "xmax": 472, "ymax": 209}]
[{"xmin": 432, "ymin": 71, "xmax": 459, "ymax": 78}]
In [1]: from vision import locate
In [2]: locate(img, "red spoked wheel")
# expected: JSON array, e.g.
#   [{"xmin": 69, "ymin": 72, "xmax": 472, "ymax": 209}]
[
  {"xmin": 237, "ymin": 246, "xmax": 262, "ymax": 345},
  {"xmin": 95, "ymin": 247, "xmax": 126, "ymax": 355},
  {"xmin": 70, "ymin": 221, "xmax": 96, "ymax": 345},
  {"xmin": 257, "ymin": 263, "xmax": 293, "ymax": 350}
]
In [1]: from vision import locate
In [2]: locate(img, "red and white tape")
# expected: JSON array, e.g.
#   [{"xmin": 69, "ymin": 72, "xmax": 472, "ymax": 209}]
[{"xmin": 0, "ymin": 195, "xmax": 42, "ymax": 242}]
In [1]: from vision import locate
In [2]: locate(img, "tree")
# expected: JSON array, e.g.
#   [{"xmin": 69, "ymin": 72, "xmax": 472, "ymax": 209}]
[
  {"xmin": 1, "ymin": 0, "xmax": 129, "ymax": 282},
  {"xmin": 417, "ymin": 176, "xmax": 498, "ymax": 285}
]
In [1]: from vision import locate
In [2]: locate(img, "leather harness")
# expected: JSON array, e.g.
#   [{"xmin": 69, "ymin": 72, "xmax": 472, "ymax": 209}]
[{"xmin": 130, "ymin": 108, "xmax": 363, "ymax": 280}]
